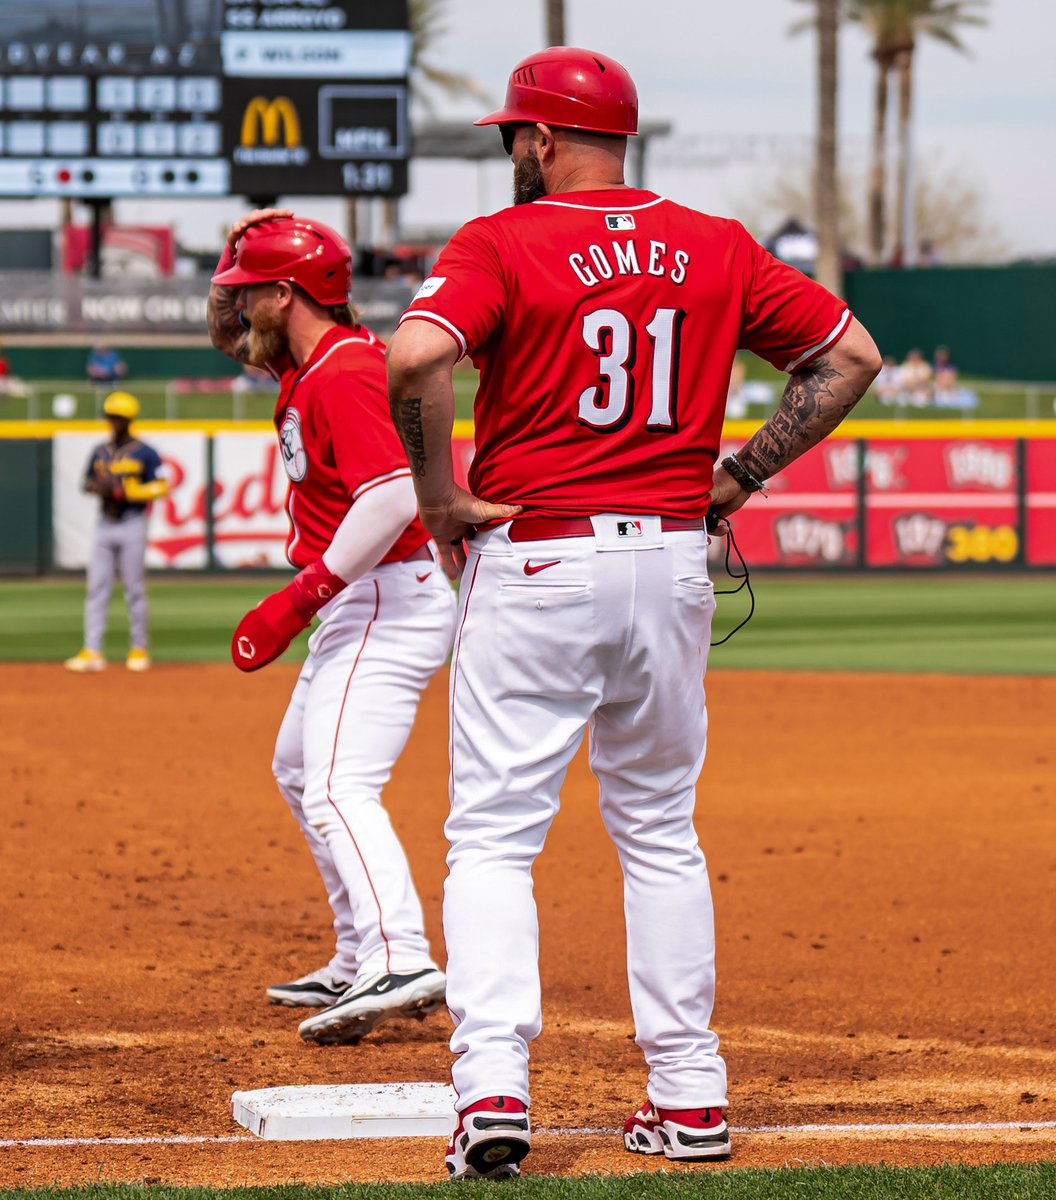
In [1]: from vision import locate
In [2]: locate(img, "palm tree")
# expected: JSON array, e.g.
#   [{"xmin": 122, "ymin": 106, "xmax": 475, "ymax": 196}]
[
  {"xmin": 545, "ymin": 0, "xmax": 566, "ymax": 45},
  {"xmin": 815, "ymin": 0, "xmax": 842, "ymax": 294},
  {"xmin": 408, "ymin": 0, "xmax": 490, "ymax": 112},
  {"xmin": 842, "ymin": 1, "xmax": 988, "ymax": 263}
]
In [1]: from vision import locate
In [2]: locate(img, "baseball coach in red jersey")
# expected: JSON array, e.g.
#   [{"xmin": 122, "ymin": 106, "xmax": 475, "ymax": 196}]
[
  {"xmin": 387, "ymin": 47, "xmax": 881, "ymax": 1179},
  {"xmin": 209, "ymin": 211, "xmax": 456, "ymax": 1047}
]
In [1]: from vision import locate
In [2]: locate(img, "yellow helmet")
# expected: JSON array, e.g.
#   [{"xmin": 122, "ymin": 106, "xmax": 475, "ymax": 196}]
[{"xmin": 103, "ymin": 391, "xmax": 139, "ymax": 420}]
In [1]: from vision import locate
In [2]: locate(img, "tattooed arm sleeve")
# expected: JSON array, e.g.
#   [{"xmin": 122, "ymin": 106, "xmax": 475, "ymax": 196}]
[
  {"xmin": 386, "ymin": 319, "xmax": 462, "ymax": 503},
  {"xmin": 737, "ymin": 317, "xmax": 881, "ymax": 484}
]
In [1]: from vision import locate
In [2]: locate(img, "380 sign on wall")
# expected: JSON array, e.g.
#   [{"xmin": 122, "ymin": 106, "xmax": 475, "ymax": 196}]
[{"xmin": 710, "ymin": 434, "xmax": 1055, "ymax": 569}]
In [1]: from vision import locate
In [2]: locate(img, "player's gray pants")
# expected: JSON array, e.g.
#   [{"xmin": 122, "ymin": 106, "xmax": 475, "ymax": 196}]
[{"xmin": 84, "ymin": 512, "xmax": 149, "ymax": 651}]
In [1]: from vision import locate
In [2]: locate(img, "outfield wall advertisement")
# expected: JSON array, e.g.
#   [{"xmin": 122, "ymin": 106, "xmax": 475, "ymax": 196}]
[
  {"xmin": 52, "ymin": 431, "xmax": 291, "ymax": 570},
  {"xmin": 48, "ymin": 431, "xmax": 1056, "ymax": 571}
]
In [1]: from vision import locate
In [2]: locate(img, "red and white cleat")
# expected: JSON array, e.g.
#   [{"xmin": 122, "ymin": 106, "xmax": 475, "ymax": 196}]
[
  {"xmin": 445, "ymin": 1096, "xmax": 531, "ymax": 1180},
  {"xmin": 623, "ymin": 1102, "xmax": 665, "ymax": 1154},
  {"xmin": 624, "ymin": 1101, "xmax": 731, "ymax": 1161}
]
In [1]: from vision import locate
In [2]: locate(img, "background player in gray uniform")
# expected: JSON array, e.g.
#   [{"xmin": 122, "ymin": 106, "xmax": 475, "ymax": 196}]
[{"xmin": 64, "ymin": 392, "xmax": 168, "ymax": 674}]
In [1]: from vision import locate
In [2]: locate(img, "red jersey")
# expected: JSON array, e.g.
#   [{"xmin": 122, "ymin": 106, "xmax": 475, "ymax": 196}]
[
  {"xmin": 400, "ymin": 188, "xmax": 850, "ymax": 518},
  {"xmin": 271, "ymin": 324, "xmax": 429, "ymax": 567}
]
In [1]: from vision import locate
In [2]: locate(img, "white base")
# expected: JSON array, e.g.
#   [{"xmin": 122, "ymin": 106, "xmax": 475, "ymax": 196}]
[{"xmin": 231, "ymin": 1082, "xmax": 458, "ymax": 1140}]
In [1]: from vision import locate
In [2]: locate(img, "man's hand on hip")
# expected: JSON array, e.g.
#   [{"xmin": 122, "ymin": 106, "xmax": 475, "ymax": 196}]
[
  {"xmin": 708, "ymin": 463, "xmax": 752, "ymax": 523},
  {"xmin": 420, "ymin": 485, "xmax": 521, "ymax": 579}
]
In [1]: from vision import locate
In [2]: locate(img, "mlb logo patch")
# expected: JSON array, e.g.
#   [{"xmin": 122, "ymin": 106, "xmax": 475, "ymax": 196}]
[
  {"xmin": 616, "ymin": 520, "xmax": 643, "ymax": 538},
  {"xmin": 412, "ymin": 276, "xmax": 446, "ymax": 301},
  {"xmin": 606, "ymin": 214, "xmax": 635, "ymax": 231}
]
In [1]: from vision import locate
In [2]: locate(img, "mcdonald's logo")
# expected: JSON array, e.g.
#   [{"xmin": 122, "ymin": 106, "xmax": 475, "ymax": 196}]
[
  {"xmin": 234, "ymin": 95, "xmax": 310, "ymax": 167},
  {"xmin": 241, "ymin": 96, "xmax": 301, "ymax": 148}
]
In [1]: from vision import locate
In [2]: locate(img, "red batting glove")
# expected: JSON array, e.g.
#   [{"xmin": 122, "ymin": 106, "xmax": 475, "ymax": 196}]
[{"xmin": 231, "ymin": 559, "xmax": 347, "ymax": 672}]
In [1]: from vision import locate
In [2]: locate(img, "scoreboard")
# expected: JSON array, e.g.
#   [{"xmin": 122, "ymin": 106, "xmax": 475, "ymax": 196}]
[{"xmin": 0, "ymin": 0, "xmax": 410, "ymax": 198}]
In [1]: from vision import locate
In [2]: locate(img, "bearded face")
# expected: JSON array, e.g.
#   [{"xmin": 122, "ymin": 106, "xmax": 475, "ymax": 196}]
[
  {"xmin": 513, "ymin": 145, "xmax": 547, "ymax": 206},
  {"xmin": 244, "ymin": 295, "xmax": 287, "ymax": 366}
]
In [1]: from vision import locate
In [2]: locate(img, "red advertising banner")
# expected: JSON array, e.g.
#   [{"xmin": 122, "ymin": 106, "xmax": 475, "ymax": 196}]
[
  {"xmin": 51, "ymin": 431, "xmax": 1047, "ymax": 571},
  {"xmin": 865, "ymin": 439, "xmax": 1019, "ymax": 567},
  {"xmin": 62, "ymin": 225, "xmax": 176, "ymax": 277},
  {"xmin": 1025, "ymin": 440, "xmax": 1056, "ymax": 566},
  {"xmin": 711, "ymin": 438, "xmax": 860, "ymax": 567}
]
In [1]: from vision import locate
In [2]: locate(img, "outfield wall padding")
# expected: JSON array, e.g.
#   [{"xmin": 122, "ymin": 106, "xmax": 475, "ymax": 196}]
[{"xmin": 7, "ymin": 427, "xmax": 1053, "ymax": 574}]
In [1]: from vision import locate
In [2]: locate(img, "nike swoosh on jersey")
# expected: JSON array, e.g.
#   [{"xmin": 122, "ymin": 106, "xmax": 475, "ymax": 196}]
[
  {"xmin": 416, "ymin": 572, "xmax": 430, "ymax": 582},
  {"xmin": 523, "ymin": 560, "xmax": 561, "ymax": 575}
]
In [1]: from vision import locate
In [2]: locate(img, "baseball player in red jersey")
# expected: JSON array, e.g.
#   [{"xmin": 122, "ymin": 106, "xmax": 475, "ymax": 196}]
[
  {"xmin": 208, "ymin": 211, "xmax": 456, "ymax": 1045},
  {"xmin": 387, "ymin": 48, "xmax": 881, "ymax": 1178}
]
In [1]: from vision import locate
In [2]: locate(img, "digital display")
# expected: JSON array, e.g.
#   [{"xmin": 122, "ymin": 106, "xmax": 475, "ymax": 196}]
[{"xmin": 0, "ymin": 0, "xmax": 409, "ymax": 198}]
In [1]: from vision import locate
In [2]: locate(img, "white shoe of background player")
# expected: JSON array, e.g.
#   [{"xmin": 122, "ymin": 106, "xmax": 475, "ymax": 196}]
[
  {"xmin": 266, "ymin": 966, "xmax": 353, "ymax": 1008},
  {"xmin": 297, "ymin": 966, "xmax": 446, "ymax": 1045},
  {"xmin": 64, "ymin": 648, "xmax": 106, "ymax": 673}
]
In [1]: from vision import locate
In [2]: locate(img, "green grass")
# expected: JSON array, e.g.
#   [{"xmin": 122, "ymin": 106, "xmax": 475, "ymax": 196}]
[
  {"xmin": 0, "ymin": 367, "xmax": 481, "ymax": 424},
  {"xmin": 706, "ymin": 574, "xmax": 1056, "ymax": 674},
  {"xmin": 0, "ymin": 577, "xmax": 311, "ymax": 666},
  {"xmin": 736, "ymin": 355, "xmax": 1056, "ymax": 422},
  {"xmin": 2, "ymin": 575, "xmax": 1053, "ymax": 675},
  {"xmin": 3, "ymin": 361, "xmax": 1052, "ymax": 423},
  {"xmin": 5, "ymin": 1164, "xmax": 1056, "ymax": 1199}
]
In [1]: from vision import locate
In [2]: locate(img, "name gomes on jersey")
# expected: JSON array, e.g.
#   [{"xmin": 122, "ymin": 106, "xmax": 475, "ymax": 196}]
[{"xmin": 568, "ymin": 239, "xmax": 690, "ymax": 289}]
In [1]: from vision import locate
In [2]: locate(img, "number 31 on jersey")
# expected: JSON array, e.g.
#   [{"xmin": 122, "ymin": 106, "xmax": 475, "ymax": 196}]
[{"xmin": 578, "ymin": 307, "xmax": 685, "ymax": 432}]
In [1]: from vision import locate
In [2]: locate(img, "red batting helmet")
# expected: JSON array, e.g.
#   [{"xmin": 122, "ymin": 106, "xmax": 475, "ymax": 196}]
[
  {"xmin": 475, "ymin": 46, "xmax": 638, "ymax": 137},
  {"xmin": 211, "ymin": 217, "xmax": 352, "ymax": 306}
]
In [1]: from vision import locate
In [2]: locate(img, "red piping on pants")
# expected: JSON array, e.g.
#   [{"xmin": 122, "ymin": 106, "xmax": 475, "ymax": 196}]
[{"xmin": 325, "ymin": 579, "xmax": 391, "ymax": 972}]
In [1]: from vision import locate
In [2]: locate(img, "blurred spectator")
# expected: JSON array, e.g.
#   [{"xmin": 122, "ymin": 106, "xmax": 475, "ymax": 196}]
[
  {"xmin": 231, "ymin": 363, "xmax": 279, "ymax": 395},
  {"xmin": 899, "ymin": 348, "xmax": 933, "ymax": 407},
  {"xmin": 0, "ymin": 340, "xmax": 29, "ymax": 400},
  {"xmin": 931, "ymin": 346, "xmax": 979, "ymax": 411},
  {"xmin": 874, "ymin": 355, "xmax": 902, "ymax": 405},
  {"xmin": 918, "ymin": 240, "xmax": 941, "ymax": 266},
  {"xmin": 932, "ymin": 346, "xmax": 957, "ymax": 394},
  {"xmin": 86, "ymin": 343, "xmax": 127, "ymax": 386}
]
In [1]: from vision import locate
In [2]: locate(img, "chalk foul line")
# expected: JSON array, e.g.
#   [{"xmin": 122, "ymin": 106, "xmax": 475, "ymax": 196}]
[{"xmin": 3, "ymin": 1121, "xmax": 1055, "ymax": 1147}]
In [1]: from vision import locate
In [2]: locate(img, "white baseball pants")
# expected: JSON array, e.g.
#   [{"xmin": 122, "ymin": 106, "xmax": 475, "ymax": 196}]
[
  {"xmin": 445, "ymin": 516, "xmax": 728, "ymax": 1111},
  {"xmin": 272, "ymin": 555, "xmax": 456, "ymax": 982}
]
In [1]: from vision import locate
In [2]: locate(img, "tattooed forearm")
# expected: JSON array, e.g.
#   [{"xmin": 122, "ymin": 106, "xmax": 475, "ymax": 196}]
[
  {"xmin": 739, "ymin": 356, "xmax": 862, "ymax": 481},
  {"xmin": 391, "ymin": 395, "xmax": 428, "ymax": 477},
  {"xmin": 206, "ymin": 285, "xmax": 249, "ymax": 361}
]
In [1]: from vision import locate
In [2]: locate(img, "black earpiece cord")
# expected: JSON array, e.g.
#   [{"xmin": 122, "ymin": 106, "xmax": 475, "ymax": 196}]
[{"xmin": 710, "ymin": 518, "xmax": 755, "ymax": 647}]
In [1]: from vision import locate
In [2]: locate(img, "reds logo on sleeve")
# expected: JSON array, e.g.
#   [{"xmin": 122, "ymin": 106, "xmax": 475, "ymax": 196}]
[{"xmin": 279, "ymin": 408, "xmax": 308, "ymax": 482}]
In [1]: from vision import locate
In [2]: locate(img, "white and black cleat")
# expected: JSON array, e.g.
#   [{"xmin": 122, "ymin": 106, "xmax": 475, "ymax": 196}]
[
  {"xmin": 297, "ymin": 967, "xmax": 445, "ymax": 1045},
  {"xmin": 266, "ymin": 966, "xmax": 353, "ymax": 1008}
]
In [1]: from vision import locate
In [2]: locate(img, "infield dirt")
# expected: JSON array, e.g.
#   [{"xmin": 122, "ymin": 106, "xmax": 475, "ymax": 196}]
[{"xmin": 1, "ymin": 664, "xmax": 1053, "ymax": 1184}]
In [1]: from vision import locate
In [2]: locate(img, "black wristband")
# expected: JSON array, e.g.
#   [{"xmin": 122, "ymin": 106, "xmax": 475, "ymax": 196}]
[{"xmin": 721, "ymin": 453, "xmax": 767, "ymax": 494}]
